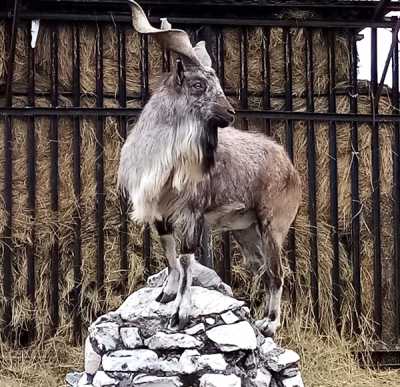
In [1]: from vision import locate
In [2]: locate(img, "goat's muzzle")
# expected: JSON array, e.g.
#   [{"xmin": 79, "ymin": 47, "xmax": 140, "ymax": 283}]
[{"xmin": 209, "ymin": 97, "xmax": 236, "ymax": 128}]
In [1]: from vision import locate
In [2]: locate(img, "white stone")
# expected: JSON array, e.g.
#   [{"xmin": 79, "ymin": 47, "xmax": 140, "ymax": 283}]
[
  {"xmin": 260, "ymin": 338, "xmax": 277, "ymax": 356},
  {"xmin": 247, "ymin": 369, "xmax": 272, "ymax": 387},
  {"xmin": 200, "ymin": 374, "xmax": 241, "ymax": 387},
  {"xmin": 65, "ymin": 372, "xmax": 87, "ymax": 387},
  {"xmin": 146, "ymin": 268, "xmax": 168, "ymax": 287},
  {"xmin": 206, "ymin": 321, "xmax": 257, "ymax": 352},
  {"xmin": 77, "ymin": 373, "xmax": 93, "ymax": 387},
  {"xmin": 92, "ymin": 371, "xmax": 118, "ymax": 387},
  {"xmin": 198, "ymin": 354, "xmax": 227, "ymax": 371},
  {"xmin": 157, "ymin": 358, "xmax": 180, "ymax": 373},
  {"xmin": 281, "ymin": 366, "xmax": 300, "ymax": 378},
  {"xmin": 184, "ymin": 323, "xmax": 205, "ymax": 335},
  {"xmin": 205, "ymin": 318, "xmax": 215, "ymax": 325},
  {"xmin": 132, "ymin": 374, "xmax": 182, "ymax": 387},
  {"xmin": 84, "ymin": 337, "xmax": 101, "ymax": 375},
  {"xmin": 120, "ymin": 327, "xmax": 143, "ymax": 348},
  {"xmin": 266, "ymin": 349, "xmax": 300, "ymax": 372},
  {"xmin": 179, "ymin": 349, "xmax": 200, "ymax": 374},
  {"xmin": 118, "ymin": 287, "xmax": 244, "ymax": 321},
  {"xmin": 89, "ymin": 322, "xmax": 120, "ymax": 352},
  {"xmin": 221, "ymin": 311, "xmax": 240, "ymax": 324},
  {"xmin": 144, "ymin": 332, "xmax": 202, "ymax": 350},
  {"xmin": 281, "ymin": 374, "xmax": 304, "ymax": 387},
  {"xmin": 102, "ymin": 349, "xmax": 158, "ymax": 372}
]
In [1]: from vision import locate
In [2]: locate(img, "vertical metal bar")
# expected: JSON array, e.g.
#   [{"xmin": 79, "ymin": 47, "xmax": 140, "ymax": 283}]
[
  {"xmin": 140, "ymin": 33, "xmax": 151, "ymax": 276},
  {"xmin": 222, "ymin": 232, "xmax": 231, "ymax": 285},
  {"xmin": 216, "ymin": 28, "xmax": 225, "ymax": 91},
  {"xmin": 72, "ymin": 24, "xmax": 82, "ymax": 343},
  {"xmin": 95, "ymin": 24, "xmax": 105, "ymax": 297},
  {"xmin": 261, "ymin": 27, "xmax": 271, "ymax": 136},
  {"xmin": 304, "ymin": 29, "xmax": 320, "ymax": 325},
  {"xmin": 371, "ymin": 27, "xmax": 382, "ymax": 338},
  {"xmin": 199, "ymin": 221, "xmax": 213, "ymax": 269},
  {"xmin": 2, "ymin": 0, "xmax": 19, "ymax": 338},
  {"xmin": 239, "ymin": 27, "xmax": 248, "ymax": 130},
  {"xmin": 162, "ymin": 48, "xmax": 171, "ymax": 73},
  {"xmin": 284, "ymin": 28, "xmax": 294, "ymax": 160},
  {"xmin": 118, "ymin": 24, "xmax": 129, "ymax": 292},
  {"xmin": 284, "ymin": 27, "xmax": 299, "ymax": 312},
  {"xmin": 328, "ymin": 30, "xmax": 341, "ymax": 332},
  {"xmin": 349, "ymin": 30, "xmax": 362, "ymax": 334},
  {"xmin": 49, "ymin": 23, "xmax": 60, "ymax": 332},
  {"xmin": 391, "ymin": 17, "xmax": 400, "ymax": 341},
  {"xmin": 218, "ymin": 27, "xmax": 230, "ymax": 282},
  {"xmin": 4, "ymin": 0, "xmax": 19, "ymax": 105},
  {"xmin": 27, "ymin": 21, "xmax": 36, "ymax": 335}
]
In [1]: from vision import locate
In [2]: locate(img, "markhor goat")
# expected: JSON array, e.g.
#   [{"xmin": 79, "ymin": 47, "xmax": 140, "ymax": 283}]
[{"xmin": 118, "ymin": 0, "xmax": 301, "ymax": 336}]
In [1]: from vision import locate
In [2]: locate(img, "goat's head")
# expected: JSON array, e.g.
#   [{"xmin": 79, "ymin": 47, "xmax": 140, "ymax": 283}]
[{"xmin": 128, "ymin": 0, "xmax": 235, "ymax": 129}]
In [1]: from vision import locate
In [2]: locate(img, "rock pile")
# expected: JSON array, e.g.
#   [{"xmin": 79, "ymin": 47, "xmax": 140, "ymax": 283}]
[{"xmin": 66, "ymin": 278, "xmax": 303, "ymax": 387}]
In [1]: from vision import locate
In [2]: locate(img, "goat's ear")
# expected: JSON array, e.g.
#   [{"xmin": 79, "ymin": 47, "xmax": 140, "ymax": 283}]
[
  {"xmin": 175, "ymin": 59, "xmax": 185, "ymax": 86},
  {"xmin": 193, "ymin": 41, "xmax": 212, "ymax": 68}
]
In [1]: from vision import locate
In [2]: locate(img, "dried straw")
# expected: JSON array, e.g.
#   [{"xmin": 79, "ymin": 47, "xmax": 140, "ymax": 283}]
[{"xmin": 0, "ymin": 21, "xmax": 398, "ymax": 354}]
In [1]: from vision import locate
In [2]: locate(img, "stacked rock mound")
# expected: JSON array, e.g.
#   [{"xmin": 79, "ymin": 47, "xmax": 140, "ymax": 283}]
[{"xmin": 66, "ymin": 282, "xmax": 303, "ymax": 387}]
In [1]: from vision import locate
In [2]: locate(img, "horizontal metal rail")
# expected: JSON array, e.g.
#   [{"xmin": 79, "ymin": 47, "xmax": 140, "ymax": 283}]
[
  {"xmin": 0, "ymin": 12, "xmax": 396, "ymax": 28},
  {"xmin": 1, "ymin": 107, "xmax": 399, "ymax": 123}
]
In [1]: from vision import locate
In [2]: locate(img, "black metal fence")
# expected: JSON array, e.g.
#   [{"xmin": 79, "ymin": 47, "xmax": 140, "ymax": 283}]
[{"xmin": 1, "ymin": 0, "xmax": 400, "ymax": 353}]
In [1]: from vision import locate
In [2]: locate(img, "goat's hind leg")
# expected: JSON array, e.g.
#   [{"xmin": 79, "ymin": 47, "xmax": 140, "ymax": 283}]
[
  {"xmin": 155, "ymin": 220, "xmax": 181, "ymax": 304},
  {"xmin": 256, "ymin": 220, "xmax": 284, "ymax": 337}
]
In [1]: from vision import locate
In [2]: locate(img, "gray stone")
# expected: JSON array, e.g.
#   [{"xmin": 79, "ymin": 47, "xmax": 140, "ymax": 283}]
[
  {"xmin": 132, "ymin": 374, "xmax": 182, "ymax": 387},
  {"xmin": 246, "ymin": 369, "xmax": 272, "ymax": 387},
  {"xmin": 281, "ymin": 366, "xmax": 300, "ymax": 378},
  {"xmin": 270, "ymin": 379, "xmax": 279, "ymax": 387},
  {"xmin": 198, "ymin": 354, "xmax": 227, "ymax": 371},
  {"xmin": 157, "ymin": 358, "xmax": 180, "ymax": 373},
  {"xmin": 144, "ymin": 332, "xmax": 202, "ymax": 350},
  {"xmin": 146, "ymin": 268, "xmax": 168, "ymax": 287},
  {"xmin": 206, "ymin": 321, "xmax": 257, "ymax": 352},
  {"xmin": 281, "ymin": 374, "xmax": 304, "ymax": 387},
  {"xmin": 65, "ymin": 372, "xmax": 85, "ymax": 387},
  {"xmin": 260, "ymin": 338, "xmax": 277, "ymax": 356},
  {"xmin": 221, "ymin": 311, "xmax": 240, "ymax": 324},
  {"xmin": 190, "ymin": 287, "xmax": 244, "ymax": 317},
  {"xmin": 245, "ymin": 352, "xmax": 258, "ymax": 370},
  {"xmin": 179, "ymin": 350, "xmax": 200, "ymax": 374},
  {"xmin": 84, "ymin": 337, "xmax": 101, "ymax": 375},
  {"xmin": 120, "ymin": 327, "xmax": 143, "ymax": 349},
  {"xmin": 118, "ymin": 287, "xmax": 244, "ymax": 321},
  {"xmin": 92, "ymin": 371, "xmax": 118, "ymax": 387},
  {"xmin": 205, "ymin": 318, "xmax": 215, "ymax": 325},
  {"xmin": 184, "ymin": 323, "xmax": 205, "ymax": 335},
  {"xmin": 266, "ymin": 349, "xmax": 300, "ymax": 372},
  {"xmin": 89, "ymin": 322, "xmax": 120, "ymax": 353},
  {"xmin": 200, "ymin": 374, "xmax": 241, "ymax": 387},
  {"xmin": 77, "ymin": 372, "xmax": 94, "ymax": 387},
  {"xmin": 102, "ymin": 349, "xmax": 158, "ymax": 372}
]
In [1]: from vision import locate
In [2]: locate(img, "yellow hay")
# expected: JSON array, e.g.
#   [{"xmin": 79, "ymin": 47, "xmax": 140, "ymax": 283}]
[{"xmin": 0, "ymin": 20, "xmax": 398, "ymax": 352}]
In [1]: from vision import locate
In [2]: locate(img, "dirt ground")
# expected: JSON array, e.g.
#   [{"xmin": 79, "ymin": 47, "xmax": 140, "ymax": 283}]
[{"xmin": 0, "ymin": 324, "xmax": 399, "ymax": 387}]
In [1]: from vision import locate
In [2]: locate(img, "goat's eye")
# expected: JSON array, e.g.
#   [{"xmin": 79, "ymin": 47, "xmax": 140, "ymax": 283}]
[{"xmin": 193, "ymin": 82, "xmax": 203, "ymax": 90}]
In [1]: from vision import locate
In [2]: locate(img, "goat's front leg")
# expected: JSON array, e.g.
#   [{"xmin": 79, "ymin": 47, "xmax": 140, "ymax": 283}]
[
  {"xmin": 154, "ymin": 220, "xmax": 181, "ymax": 304},
  {"xmin": 169, "ymin": 229, "xmax": 198, "ymax": 329}
]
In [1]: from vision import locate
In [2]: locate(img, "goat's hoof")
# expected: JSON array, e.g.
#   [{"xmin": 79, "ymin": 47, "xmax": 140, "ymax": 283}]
[
  {"xmin": 156, "ymin": 290, "xmax": 177, "ymax": 304},
  {"xmin": 168, "ymin": 309, "xmax": 190, "ymax": 330},
  {"xmin": 169, "ymin": 312, "xmax": 180, "ymax": 329},
  {"xmin": 255, "ymin": 318, "xmax": 280, "ymax": 338}
]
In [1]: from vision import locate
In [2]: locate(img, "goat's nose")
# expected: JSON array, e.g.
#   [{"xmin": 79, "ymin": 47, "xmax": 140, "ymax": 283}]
[{"xmin": 227, "ymin": 108, "xmax": 236, "ymax": 116}]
